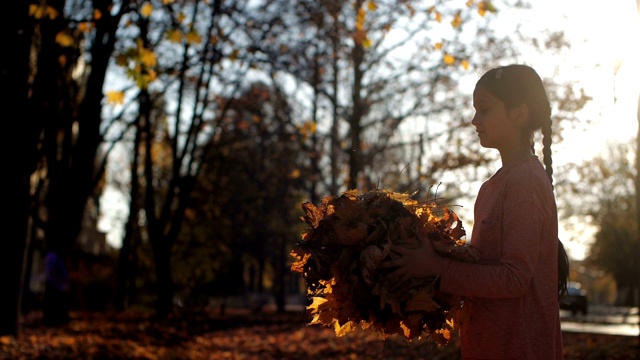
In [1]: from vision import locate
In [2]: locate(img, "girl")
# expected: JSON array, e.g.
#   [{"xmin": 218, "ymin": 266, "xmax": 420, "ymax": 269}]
[{"xmin": 385, "ymin": 64, "xmax": 567, "ymax": 359}]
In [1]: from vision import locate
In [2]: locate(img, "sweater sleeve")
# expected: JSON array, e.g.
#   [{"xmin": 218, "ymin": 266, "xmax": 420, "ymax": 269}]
[{"xmin": 439, "ymin": 172, "xmax": 546, "ymax": 298}]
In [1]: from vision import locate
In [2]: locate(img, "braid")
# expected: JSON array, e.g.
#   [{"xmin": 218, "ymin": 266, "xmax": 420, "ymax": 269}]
[
  {"xmin": 541, "ymin": 117, "xmax": 568, "ymax": 299},
  {"xmin": 541, "ymin": 118, "xmax": 553, "ymax": 188}
]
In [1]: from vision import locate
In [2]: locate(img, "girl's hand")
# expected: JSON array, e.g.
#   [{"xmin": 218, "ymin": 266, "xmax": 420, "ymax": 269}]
[{"xmin": 380, "ymin": 231, "xmax": 445, "ymax": 290}]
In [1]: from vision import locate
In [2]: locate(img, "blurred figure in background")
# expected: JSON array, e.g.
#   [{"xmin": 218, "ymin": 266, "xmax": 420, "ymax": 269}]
[{"xmin": 43, "ymin": 249, "xmax": 69, "ymax": 326}]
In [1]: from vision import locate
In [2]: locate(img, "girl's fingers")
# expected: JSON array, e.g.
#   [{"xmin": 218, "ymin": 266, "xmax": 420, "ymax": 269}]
[{"xmin": 380, "ymin": 258, "xmax": 402, "ymax": 268}]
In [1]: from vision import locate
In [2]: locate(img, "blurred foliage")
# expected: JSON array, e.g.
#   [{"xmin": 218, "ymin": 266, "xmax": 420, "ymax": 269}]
[{"xmin": 559, "ymin": 142, "xmax": 640, "ymax": 305}]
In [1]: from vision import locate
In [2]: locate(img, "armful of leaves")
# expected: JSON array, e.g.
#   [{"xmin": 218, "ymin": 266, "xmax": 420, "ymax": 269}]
[{"xmin": 290, "ymin": 189, "xmax": 479, "ymax": 346}]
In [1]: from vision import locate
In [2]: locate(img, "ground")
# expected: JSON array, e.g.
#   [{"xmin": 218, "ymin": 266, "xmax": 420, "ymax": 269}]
[{"xmin": 0, "ymin": 309, "xmax": 637, "ymax": 359}]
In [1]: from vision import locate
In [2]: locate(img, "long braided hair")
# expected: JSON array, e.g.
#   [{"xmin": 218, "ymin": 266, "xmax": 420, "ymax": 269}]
[{"xmin": 476, "ymin": 64, "xmax": 569, "ymax": 299}]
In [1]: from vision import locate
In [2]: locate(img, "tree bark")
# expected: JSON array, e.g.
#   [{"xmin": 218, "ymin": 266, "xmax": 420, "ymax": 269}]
[
  {"xmin": 0, "ymin": 0, "xmax": 36, "ymax": 336},
  {"xmin": 635, "ymin": 0, "xmax": 640, "ymax": 348}
]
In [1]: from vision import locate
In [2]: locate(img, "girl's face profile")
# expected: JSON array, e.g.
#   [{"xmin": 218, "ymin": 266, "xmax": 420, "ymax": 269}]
[{"xmin": 471, "ymin": 87, "xmax": 519, "ymax": 151}]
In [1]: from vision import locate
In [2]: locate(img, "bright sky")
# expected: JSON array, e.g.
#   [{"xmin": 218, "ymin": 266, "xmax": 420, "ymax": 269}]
[
  {"xmin": 98, "ymin": 1, "xmax": 640, "ymax": 260},
  {"xmin": 530, "ymin": 0, "xmax": 640, "ymax": 260}
]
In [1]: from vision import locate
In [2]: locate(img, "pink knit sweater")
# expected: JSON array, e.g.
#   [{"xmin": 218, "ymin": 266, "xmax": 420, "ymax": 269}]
[{"xmin": 440, "ymin": 156, "xmax": 563, "ymax": 359}]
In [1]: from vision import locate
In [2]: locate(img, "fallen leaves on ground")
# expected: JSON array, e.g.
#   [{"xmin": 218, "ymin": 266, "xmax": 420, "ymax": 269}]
[{"xmin": 0, "ymin": 309, "xmax": 637, "ymax": 359}]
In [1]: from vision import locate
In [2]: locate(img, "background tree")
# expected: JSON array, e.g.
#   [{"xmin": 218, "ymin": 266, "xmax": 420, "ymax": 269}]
[
  {"xmin": 1, "ymin": 0, "xmax": 35, "ymax": 336},
  {"xmin": 559, "ymin": 142, "xmax": 640, "ymax": 304},
  {"xmin": 173, "ymin": 81, "xmax": 306, "ymax": 313},
  {"xmin": 3, "ymin": 0, "xmax": 595, "ymax": 336}
]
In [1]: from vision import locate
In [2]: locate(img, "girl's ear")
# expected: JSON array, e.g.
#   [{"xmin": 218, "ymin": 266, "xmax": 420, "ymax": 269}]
[{"xmin": 509, "ymin": 103, "xmax": 529, "ymax": 126}]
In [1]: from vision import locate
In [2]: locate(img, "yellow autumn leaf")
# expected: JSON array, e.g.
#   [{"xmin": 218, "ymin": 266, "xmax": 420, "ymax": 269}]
[
  {"xmin": 435, "ymin": 11, "xmax": 442, "ymax": 23},
  {"xmin": 451, "ymin": 13, "xmax": 462, "ymax": 28},
  {"xmin": 177, "ymin": 12, "xmax": 186, "ymax": 23},
  {"xmin": 105, "ymin": 91, "xmax": 125, "ymax": 105},
  {"xmin": 405, "ymin": 291, "xmax": 440, "ymax": 312},
  {"xmin": 356, "ymin": 7, "xmax": 365, "ymax": 31},
  {"xmin": 115, "ymin": 54, "xmax": 128, "ymax": 66},
  {"xmin": 94, "ymin": 9, "xmax": 102, "ymax": 20},
  {"xmin": 289, "ymin": 169, "xmax": 301, "ymax": 179},
  {"xmin": 367, "ymin": 0, "xmax": 377, "ymax": 11},
  {"xmin": 139, "ymin": 48, "xmax": 157, "ymax": 67},
  {"xmin": 55, "ymin": 32, "xmax": 75, "ymax": 47},
  {"xmin": 29, "ymin": 4, "xmax": 59, "ymax": 20},
  {"xmin": 466, "ymin": 0, "xmax": 475, "ymax": 7},
  {"xmin": 362, "ymin": 38, "xmax": 372, "ymax": 49},
  {"xmin": 435, "ymin": 42, "xmax": 443, "ymax": 50},
  {"xmin": 461, "ymin": 59, "xmax": 470, "ymax": 70},
  {"xmin": 163, "ymin": 0, "xmax": 175, "ymax": 4},
  {"xmin": 443, "ymin": 53, "xmax": 455, "ymax": 65},
  {"xmin": 406, "ymin": 3, "xmax": 415, "ymax": 17},
  {"xmin": 140, "ymin": 2, "xmax": 153, "ymax": 17},
  {"xmin": 229, "ymin": 49, "xmax": 239, "ymax": 62},
  {"xmin": 78, "ymin": 22, "xmax": 92, "ymax": 32},
  {"xmin": 485, "ymin": 1, "xmax": 498, "ymax": 13},
  {"xmin": 46, "ymin": 6, "xmax": 59, "ymax": 19},
  {"xmin": 334, "ymin": 320, "xmax": 356, "ymax": 337},
  {"xmin": 186, "ymin": 30, "xmax": 202, "ymax": 45},
  {"xmin": 28, "ymin": 4, "xmax": 44, "ymax": 18},
  {"xmin": 148, "ymin": 69, "xmax": 157, "ymax": 82},
  {"xmin": 477, "ymin": 1, "xmax": 486, "ymax": 16},
  {"xmin": 166, "ymin": 29, "xmax": 182, "ymax": 43}
]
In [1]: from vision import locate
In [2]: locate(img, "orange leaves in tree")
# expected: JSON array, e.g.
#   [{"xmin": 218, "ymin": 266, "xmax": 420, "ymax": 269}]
[
  {"xmin": 290, "ymin": 188, "xmax": 480, "ymax": 346},
  {"xmin": 105, "ymin": 91, "xmax": 125, "ymax": 106},
  {"xmin": 29, "ymin": 4, "xmax": 59, "ymax": 20},
  {"xmin": 140, "ymin": 2, "xmax": 154, "ymax": 17},
  {"xmin": 55, "ymin": 31, "xmax": 75, "ymax": 47},
  {"xmin": 115, "ymin": 39, "xmax": 158, "ymax": 89}
]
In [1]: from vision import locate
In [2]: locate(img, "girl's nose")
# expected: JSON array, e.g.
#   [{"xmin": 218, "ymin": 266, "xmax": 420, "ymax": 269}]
[{"xmin": 471, "ymin": 113, "xmax": 479, "ymax": 126}]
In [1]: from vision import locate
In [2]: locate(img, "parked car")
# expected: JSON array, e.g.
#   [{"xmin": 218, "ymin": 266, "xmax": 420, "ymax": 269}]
[{"xmin": 560, "ymin": 282, "xmax": 588, "ymax": 315}]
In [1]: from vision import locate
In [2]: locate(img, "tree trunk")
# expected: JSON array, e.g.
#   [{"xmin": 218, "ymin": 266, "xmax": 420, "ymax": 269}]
[
  {"xmin": 153, "ymin": 239, "xmax": 174, "ymax": 317},
  {"xmin": 635, "ymin": 0, "xmax": 640, "ymax": 349},
  {"xmin": 0, "ymin": 0, "xmax": 36, "ymax": 336},
  {"xmin": 273, "ymin": 236, "xmax": 287, "ymax": 314},
  {"xmin": 115, "ymin": 115, "xmax": 143, "ymax": 310},
  {"xmin": 348, "ymin": 40, "xmax": 365, "ymax": 190}
]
